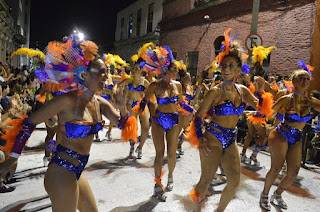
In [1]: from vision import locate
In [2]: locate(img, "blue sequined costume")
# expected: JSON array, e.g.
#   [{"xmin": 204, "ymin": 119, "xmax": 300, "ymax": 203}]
[
  {"xmin": 152, "ymin": 95, "xmax": 180, "ymax": 131},
  {"xmin": 184, "ymin": 93, "xmax": 195, "ymax": 102},
  {"xmin": 128, "ymin": 83, "xmax": 145, "ymax": 92},
  {"xmin": 207, "ymin": 84, "xmax": 245, "ymax": 150},
  {"xmin": 49, "ymin": 144, "xmax": 89, "ymax": 180},
  {"xmin": 101, "ymin": 84, "xmax": 114, "ymax": 101},
  {"xmin": 50, "ymin": 97, "xmax": 104, "ymax": 179},
  {"xmin": 206, "ymin": 122, "xmax": 238, "ymax": 149},
  {"xmin": 153, "ymin": 110, "xmax": 179, "ymax": 131},
  {"xmin": 276, "ymin": 123, "xmax": 302, "ymax": 144},
  {"xmin": 276, "ymin": 93, "xmax": 312, "ymax": 144}
]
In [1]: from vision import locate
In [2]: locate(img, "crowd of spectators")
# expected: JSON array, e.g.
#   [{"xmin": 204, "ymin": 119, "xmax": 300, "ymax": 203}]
[{"xmin": 0, "ymin": 61, "xmax": 41, "ymax": 192}]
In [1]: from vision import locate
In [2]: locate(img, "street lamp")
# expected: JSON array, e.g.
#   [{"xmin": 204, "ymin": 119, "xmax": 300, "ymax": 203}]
[{"xmin": 78, "ymin": 32, "xmax": 84, "ymax": 41}]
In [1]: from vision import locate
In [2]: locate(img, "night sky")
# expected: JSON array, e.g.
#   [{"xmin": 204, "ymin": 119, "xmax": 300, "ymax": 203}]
[{"xmin": 30, "ymin": 0, "xmax": 137, "ymax": 51}]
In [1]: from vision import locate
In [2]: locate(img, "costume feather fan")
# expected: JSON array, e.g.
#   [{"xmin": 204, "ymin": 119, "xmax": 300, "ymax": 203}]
[
  {"xmin": 10, "ymin": 48, "xmax": 45, "ymax": 61},
  {"xmin": 252, "ymin": 46, "xmax": 277, "ymax": 65}
]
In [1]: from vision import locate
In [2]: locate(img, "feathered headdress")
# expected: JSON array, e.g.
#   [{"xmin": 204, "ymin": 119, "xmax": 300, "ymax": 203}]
[
  {"xmin": 252, "ymin": 46, "xmax": 277, "ymax": 65},
  {"xmin": 34, "ymin": 34, "xmax": 98, "ymax": 93},
  {"xmin": 10, "ymin": 48, "xmax": 45, "ymax": 61},
  {"xmin": 215, "ymin": 28, "xmax": 249, "ymax": 74},
  {"xmin": 298, "ymin": 60, "xmax": 314, "ymax": 78},
  {"xmin": 113, "ymin": 55, "xmax": 129, "ymax": 69},
  {"xmin": 103, "ymin": 53, "xmax": 116, "ymax": 67},
  {"xmin": 143, "ymin": 45, "xmax": 173, "ymax": 75},
  {"xmin": 131, "ymin": 42, "xmax": 155, "ymax": 62},
  {"xmin": 204, "ymin": 60, "xmax": 219, "ymax": 73},
  {"xmin": 174, "ymin": 60, "xmax": 187, "ymax": 71}
]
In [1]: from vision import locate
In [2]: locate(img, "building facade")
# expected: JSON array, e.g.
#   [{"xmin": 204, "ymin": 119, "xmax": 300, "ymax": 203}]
[
  {"xmin": 0, "ymin": 0, "xmax": 30, "ymax": 67},
  {"xmin": 114, "ymin": 0, "xmax": 163, "ymax": 64},
  {"xmin": 160, "ymin": 0, "xmax": 317, "ymax": 77}
]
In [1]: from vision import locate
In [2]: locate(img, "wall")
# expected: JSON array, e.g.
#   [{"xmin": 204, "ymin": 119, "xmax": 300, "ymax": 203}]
[{"xmin": 160, "ymin": 0, "xmax": 316, "ymax": 76}]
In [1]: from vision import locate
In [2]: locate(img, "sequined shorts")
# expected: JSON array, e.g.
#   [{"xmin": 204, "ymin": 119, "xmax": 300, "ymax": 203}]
[
  {"xmin": 206, "ymin": 122, "xmax": 237, "ymax": 150},
  {"xmin": 276, "ymin": 123, "xmax": 302, "ymax": 144},
  {"xmin": 49, "ymin": 144, "xmax": 89, "ymax": 180},
  {"xmin": 152, "ymin": 110, "xmax": 179, "ymax": 131}
]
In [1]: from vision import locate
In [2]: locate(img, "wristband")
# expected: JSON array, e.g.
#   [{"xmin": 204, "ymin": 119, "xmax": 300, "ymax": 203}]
[
  {"xmin": 10, "ymin": 119, "xmax": 36, "ymax": 158},
  {"xmin": 117, "ymin": 111, "xmax": 130, "ymax": 130}
]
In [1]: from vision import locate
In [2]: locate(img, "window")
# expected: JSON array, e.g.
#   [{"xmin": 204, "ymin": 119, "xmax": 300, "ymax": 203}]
[
  {"xmin": 147, "ymin": 3, "xmax": 154, "ymax": 33},
  {"xmin": 120, "ymin": 18, "xmax": 124, "ymax": 40},
  {"xmin": 186, "ymin": 52, "xmax": 199, "ymax": 77},
  {"xmin": 128, "ymin": 14, "xmax": 133, "ymax": 38},
  {"xmin": 136, "ymin": 9, "xmax": 142, "ymax": 36}
]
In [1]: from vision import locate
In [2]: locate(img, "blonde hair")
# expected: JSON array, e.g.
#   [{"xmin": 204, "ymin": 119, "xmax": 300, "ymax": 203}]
[
  {"xmin": 290, "ymin": 69, "xmax": 309, "ymax": 82},
  {"xmin": 225, "ymin": 41, "xmax": 243, "ymax": 67}
]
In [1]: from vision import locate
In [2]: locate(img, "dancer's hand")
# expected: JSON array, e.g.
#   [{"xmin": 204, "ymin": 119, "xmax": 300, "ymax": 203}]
[
  {"xmin": 254, "ymin": 76, "xmax": 265, "ymax": 92},
  {"xmin": 199, "ymin": 137, "xmax": 210, "ymax": 156},
  {"xmin": 113, "ymin": 86, "xmax": 126, "ymax": 110},
  {"xmin": 244, "ymin": 74, "xmax": 251, "ymax": 85}
]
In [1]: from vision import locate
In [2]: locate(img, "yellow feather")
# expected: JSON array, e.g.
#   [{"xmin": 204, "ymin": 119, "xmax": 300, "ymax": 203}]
[
  {"xmin": 252, "ymin": 46, "xmax": 277, "ymax": 65},
  {"xmin": 131, "ymin": 54, "xmax": 139, "ymax": 62},
  {"xmin": 10, "ymin": 48, "xmax": 45, "ymax": 60}
]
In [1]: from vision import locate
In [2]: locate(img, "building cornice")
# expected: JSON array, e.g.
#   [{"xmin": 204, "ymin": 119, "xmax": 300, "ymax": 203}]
[{"xmin": 160, "ymin": 0, "xmax": 315, "ymax": 32}]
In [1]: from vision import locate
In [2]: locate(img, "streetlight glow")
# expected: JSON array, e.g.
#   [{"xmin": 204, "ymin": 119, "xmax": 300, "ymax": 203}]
[{"xmin": 78, "ymin": 32, "xmax": 84, "ymax": 41}]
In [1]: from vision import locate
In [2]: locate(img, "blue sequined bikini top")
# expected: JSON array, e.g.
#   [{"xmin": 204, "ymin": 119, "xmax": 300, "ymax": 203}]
[
  {"xmin": 104, "ymin": 84, "xmax": 114, "ymax": 90},
  {"xmin": 128, "ymin": 83, "xmax": 145, "ymax": 92},
  {"xmin": 284, "ymin": 93, "xmax": 312, "ymax": 123},
  {"xmin": 214, "ymin": 84, "xmax": 246, "ymax": 116},
  {"xmin": 64, "ymin": 97, "xmax": 104, "ymax": 138},
  {"xmin": 184, "ymin": 93, "xmax": 194, "ymax": 101},
  {"xmin": 157, "ymin": 96, "xmax": 180, "ymax": 105}
]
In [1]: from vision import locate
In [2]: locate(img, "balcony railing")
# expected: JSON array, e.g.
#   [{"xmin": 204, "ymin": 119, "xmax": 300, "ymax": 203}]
[
  {"xmin": 0, "ymin": 0, "xmax": 9, "ymax": 12},
  {"xmin": 194, "ymin": 0, "xmax": 228, "ymax": 8}
]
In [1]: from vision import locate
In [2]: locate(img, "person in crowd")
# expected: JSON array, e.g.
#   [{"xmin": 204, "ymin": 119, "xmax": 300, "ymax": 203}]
[
  {"xmin": 241, "ymin": 45, "xmax": 276, "ymax": 166},
  {"xmin": 116, "ymin": 58, "xmax": 150, "ymax": 159},
  {"xmin": 139, "ymin": 45, "xmax": 193, "ymax": 201},
  {"xmin": 260, "ymin": 61, "xmax": 320, "ymax": 211},
  {"xmin": 176, "ymin": 62, "xmax": 194, "ymax": 156},
  {"xmin": 187, "ymin": 28, "xmax": 270, "ymax": 212},
  {"xmin": 0, "ymin": 35, "xmax": 137, "ymax": 212}
]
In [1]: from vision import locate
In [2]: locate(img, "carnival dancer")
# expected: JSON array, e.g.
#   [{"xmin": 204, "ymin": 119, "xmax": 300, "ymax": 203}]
[
  {"xmin": 116, "ymin": 59, "xmax": 150, "ymax": 159},
  {"xmin": 177, "ymin": 61, "xmax": 194, "ymax": 156},
  {"xmin": 260, "ymin": 61, "xmax": 320, "ymax": 211},
  {"xmin": 241, "ymin": 45, "xmax": 277, "ymax": 166},
  {"xmin": 188, "ymin": 28, "xmax": 271, "ymax": 212},
  {"xmin": 139, "ymin": 45, "xmax": 194, "ymax": 201},
  {"xmin": 0, "ymin": 35, "xmax": 137, "ymax": 212},
  {"xmin": 101, "ymin": 56, "xmax": 117, "ymax": 141}
]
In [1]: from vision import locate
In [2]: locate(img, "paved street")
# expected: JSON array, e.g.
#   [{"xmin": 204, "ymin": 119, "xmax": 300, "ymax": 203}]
[{"xmin": 1, "ymin": 121, "xmax": 320, "ymax": 212}]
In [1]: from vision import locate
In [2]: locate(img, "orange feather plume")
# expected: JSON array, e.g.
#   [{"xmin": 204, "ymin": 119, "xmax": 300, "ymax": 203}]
[
  {"xmin": 121, "ymin": 116, "xmax": 138, "ymax": 143},
  {"xmin": 271, "ymin": 83, "xmax": 279, "ymax": 92},
  {"xmin": 80, "ymin": 41, "xmax": 98, "ymax": 63},
  {"xmin": 189, "ymin": 189, "xmax": 204, "ymax": 203},
  {"xmin": 186, "ymin": 118, "xmax": 201, "ymax": 148},
  {"xmin": 257, "ymin": 92, "xmax": 274, "ymax": 119},
  {"xmin": 247, "ymin": 115, "xmax": 267, "ymax": 126},
  {"xmin": 131, "ymin": 99, "xmax": 145, "ymax": 115},
  {"xmin": 154, "ymin": 170, "xmax": 165, "ymax": 187},
  {"xmin": 248, "ymin": 82, "xmax": 255, "ymax": 94},
  {"xmin": 0, "ymin": 114, "xmax": 28, "ymax": 156}
]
